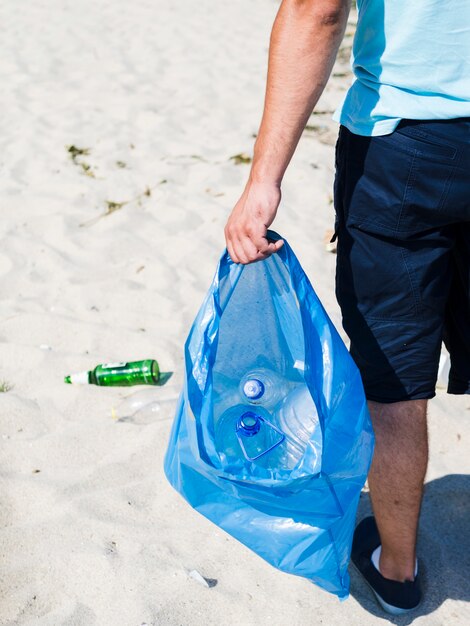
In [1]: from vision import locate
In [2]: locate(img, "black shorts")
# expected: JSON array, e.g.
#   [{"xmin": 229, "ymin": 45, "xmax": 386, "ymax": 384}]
[{"xmin": 333, "ymin": 118, "xmax": 470, "ymax": 403}]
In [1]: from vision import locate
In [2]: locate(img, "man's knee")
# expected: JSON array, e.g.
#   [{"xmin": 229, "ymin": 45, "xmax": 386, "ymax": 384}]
[{"xmin": 367, "ymin": 399, "xmax": 428, "ymax": 446}]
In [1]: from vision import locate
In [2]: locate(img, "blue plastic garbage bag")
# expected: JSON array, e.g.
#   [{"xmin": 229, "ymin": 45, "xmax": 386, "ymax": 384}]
[{"xmin": 164, "ymin": 231, "xmax": 374, "ymax": 598}]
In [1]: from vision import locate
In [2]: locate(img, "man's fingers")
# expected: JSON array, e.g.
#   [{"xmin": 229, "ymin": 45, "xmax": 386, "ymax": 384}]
[
  {"xmin": 227, "ymin": 237, "xmax": 284, "ymax": 264},
  {"xmin": 253, "ymin": 239, "xmax": 283, "ymax": 262},
  {"xmin": 225, "ymin": 224, "xmax": 245, "ymax": 263},
  {"xmin": 226, "ymin": 239, "xmax": 240, "ymax": 264},
  {"xmin": 254, "ymin": 250, "xmax": 271, "ymax": 262},
  {"xmin": 267, "ymin": 239, "xmax": 284, "ymax": 253},
  {"xmin": 249, "ymin": 228, "xmax": 277, "ymax": 255},
  {"xmin": 226, "ymin": 225, "xmax": 284, "ymax": 265},
  {"xmin": 236, "ymin": 235, "xmax": 259, "ymax": 264},
  {"xmin": 227, "ymin": 233, "xmax": 251, "ymax": 264}
]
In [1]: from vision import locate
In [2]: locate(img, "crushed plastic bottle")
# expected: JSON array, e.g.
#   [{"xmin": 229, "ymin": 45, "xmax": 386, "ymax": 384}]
[{"xmin": 112, "ymin": 388, "xmax": 178, "ymax": 424}]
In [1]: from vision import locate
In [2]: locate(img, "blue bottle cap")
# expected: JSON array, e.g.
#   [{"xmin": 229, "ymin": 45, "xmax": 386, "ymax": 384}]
[
  {"xmin": 237, "ymin": 411, "xmax": 261, "ymax": 437},
  {"xmin": 243, "ymin": 378, "xmax": 265, "ymax": 400}
]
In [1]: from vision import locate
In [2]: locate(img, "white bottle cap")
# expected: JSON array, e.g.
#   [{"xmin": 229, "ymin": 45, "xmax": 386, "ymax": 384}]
[{"xmin": 243, "ymin": 378, "xmax": 264, "ymax": 400}]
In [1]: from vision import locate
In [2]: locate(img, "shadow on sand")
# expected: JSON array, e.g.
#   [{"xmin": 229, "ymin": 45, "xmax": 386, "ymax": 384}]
[{"xmin": 349, "ymin": 474, "xmax": 470, "ymax": 623}]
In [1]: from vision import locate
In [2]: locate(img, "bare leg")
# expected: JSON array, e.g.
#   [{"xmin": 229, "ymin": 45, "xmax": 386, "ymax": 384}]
[{"xmin": 367, "ymin": 399, "xmax": 428, "ymax": 582}]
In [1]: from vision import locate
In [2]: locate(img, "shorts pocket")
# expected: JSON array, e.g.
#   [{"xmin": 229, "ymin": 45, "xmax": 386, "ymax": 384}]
[
  {"xmin": 343, "ymin": 128, "xmax": 458, "ymax": 238},
  {"xmin": 387, "ymin": 125, "xmax": 457, "ymax": 161}
]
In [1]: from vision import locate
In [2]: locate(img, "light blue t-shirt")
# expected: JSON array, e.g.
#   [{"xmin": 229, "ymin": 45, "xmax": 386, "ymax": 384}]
[{"xmin": 333, "ymin": 0, "xmax": 470, "ymax": 136}]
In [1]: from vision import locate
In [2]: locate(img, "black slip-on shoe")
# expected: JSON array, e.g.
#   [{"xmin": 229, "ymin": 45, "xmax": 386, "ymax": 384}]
[{"xmin": 351, "ymin": 516, "xmax": 422, "ymax": 615}]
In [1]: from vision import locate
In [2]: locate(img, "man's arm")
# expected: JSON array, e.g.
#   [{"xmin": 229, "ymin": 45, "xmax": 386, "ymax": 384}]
[{"xmin": 224, "ymin": 0, "xmax": 351, "ymax": 264}]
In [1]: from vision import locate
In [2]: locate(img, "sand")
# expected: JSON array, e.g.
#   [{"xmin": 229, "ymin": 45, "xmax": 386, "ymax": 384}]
[{"xmin": 1, "ymin": 1, "xmax": 469, "ymax": 624}]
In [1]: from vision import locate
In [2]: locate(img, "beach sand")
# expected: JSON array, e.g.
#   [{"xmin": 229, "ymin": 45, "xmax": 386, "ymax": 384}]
[{"xmin": 1, "ymin": 1, "xmax": 469, "ymax": 624}]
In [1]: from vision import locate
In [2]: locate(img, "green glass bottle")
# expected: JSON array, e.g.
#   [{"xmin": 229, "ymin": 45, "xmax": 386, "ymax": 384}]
[{"xmin": 64, "ymin": 359, "xmax": 160, "ymax": 386}]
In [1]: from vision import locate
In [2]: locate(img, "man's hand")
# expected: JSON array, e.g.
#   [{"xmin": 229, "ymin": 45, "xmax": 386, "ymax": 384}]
[{"xmin": 224, "ymin": 180, "xmax": 284, "ymax": 264}]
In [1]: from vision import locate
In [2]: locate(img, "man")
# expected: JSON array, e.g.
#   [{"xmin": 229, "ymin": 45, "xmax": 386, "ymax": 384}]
[{"xmin": 224, "ymin": 0, "xmax": 469, "ymax": 615}]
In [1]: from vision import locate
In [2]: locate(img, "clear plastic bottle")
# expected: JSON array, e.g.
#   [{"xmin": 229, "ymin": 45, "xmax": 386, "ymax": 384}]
[
  {"xmin": 214, "ymin": 386, "xmax": 322, "ymax": 473},
  {"xmin": 111, "ymin": 388, "xmax": 178, "ymax": 424},
  {"xmin": 211, "ymin": 370, "xmax": 244, "ymax": 426},
  {"xmin": 239, "ymin": 368, "xmax": 293, "ymax": 407},
  {"xmin": 214, "ymin": 405, "xmax": 285, "ymax": 471},
  {"xmin": 276, "ymin": 385, "xmax": 322, "ymax": 472}
]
